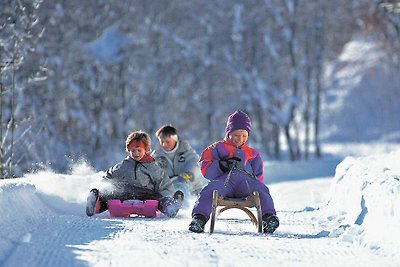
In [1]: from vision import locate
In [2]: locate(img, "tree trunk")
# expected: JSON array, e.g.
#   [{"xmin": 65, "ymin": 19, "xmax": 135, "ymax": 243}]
[
  {"xmin": 272, "ymin": 122, "xmax": 280, "ymax": 160},
  {"xmin": 314, "ymin": 15, "xmax": 325, "ymax": 159},
  {"xmin": 284, "ymin": 124, "xmax": 295, "ymax": 161},
  {"xmin": 0, "ymin": 70, "xmax": 3, "ymax": 178},
  {"xmin": 304, "ymin": 45, "xmax": 312, "ymax": 160}
]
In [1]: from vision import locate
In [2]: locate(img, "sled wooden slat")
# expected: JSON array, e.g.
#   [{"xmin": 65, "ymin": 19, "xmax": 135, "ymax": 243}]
[{"xmin": 210, "ymin": 190, "xmax": 263, "ymax": 233}]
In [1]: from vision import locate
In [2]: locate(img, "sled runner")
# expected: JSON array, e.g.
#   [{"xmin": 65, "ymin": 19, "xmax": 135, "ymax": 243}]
[
  {"xmin": 107, "ymin": 199, "xmax": 159, "ymax": 218},
  {"xmin": 210, "ymin": 190, "xmax": 263, "ymax": 233}
]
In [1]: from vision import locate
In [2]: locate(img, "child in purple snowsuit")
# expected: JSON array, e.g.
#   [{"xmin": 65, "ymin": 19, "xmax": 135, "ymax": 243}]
[{"xmin": 189, "ymin": 110, "xmax": 279, "ymax": 233}]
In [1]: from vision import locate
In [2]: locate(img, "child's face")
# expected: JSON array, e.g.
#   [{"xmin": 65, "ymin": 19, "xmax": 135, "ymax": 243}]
[
  {"xmin": 129, "ymin": 147, "xmax": 146, "ymax": 161},
  {"xmin": 158, "ymin": 136, "xmax": 177, "ymax": 152},
  {"xmin": 228, "ymin": 129, "xmax": 248, "ymax": 147}
]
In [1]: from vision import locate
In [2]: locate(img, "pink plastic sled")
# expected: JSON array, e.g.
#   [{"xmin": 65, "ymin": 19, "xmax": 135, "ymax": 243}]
[{"xmin": 107, "ymin": 199, "xmax": 159, "ymax": 218}]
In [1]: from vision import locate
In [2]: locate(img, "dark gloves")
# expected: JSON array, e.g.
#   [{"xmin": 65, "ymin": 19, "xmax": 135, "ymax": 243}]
[{"xmin": 219, "ymin": 157, "xmax": 241, "ymax": 172}]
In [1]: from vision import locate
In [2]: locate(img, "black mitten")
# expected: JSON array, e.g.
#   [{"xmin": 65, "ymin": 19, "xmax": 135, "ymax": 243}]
[{"xmin": 218, "ymin": 157, "xmax": 241, "ymax": 172}]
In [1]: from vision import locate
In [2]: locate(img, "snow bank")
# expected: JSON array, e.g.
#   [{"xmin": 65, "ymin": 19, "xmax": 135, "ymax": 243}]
[
  {"xmin": 0, "ymin": 162, "xmax": 104, "ymax": 263},
  {"xmin": 322, "ymin": 149, "xmax": 400, "ymax": 253},
  {"xmin": 0, "ymin": 181, "xmax": 52, "ymax": 261}
]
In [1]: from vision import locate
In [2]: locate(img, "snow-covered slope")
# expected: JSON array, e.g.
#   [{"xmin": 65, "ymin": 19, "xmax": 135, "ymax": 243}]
[
  {"xmin": 322, "ymin": 36, "xmax": 400, "ymax": 142},
  {"xmin": 1, "ymin": 145, "xmax": 399, "ymax": 266}
]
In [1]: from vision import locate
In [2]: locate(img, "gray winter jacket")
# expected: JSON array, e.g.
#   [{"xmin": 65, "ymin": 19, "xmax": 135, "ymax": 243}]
[
  {"xmin": 152, "ymin": 138, "xmax": 207, "ymax": 194},
  {"xmin": 104, "ymin": 156, "xmax": 175, "ymax": 197}
]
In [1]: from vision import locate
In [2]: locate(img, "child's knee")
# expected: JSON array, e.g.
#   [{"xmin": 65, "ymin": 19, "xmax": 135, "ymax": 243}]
[{"xmin": 252, "ymin": 182, "xmax": 270, "ymax": 194}]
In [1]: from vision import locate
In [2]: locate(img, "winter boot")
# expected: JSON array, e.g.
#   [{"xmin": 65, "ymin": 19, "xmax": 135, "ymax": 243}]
[
  {"xmin": 188, "ymin": 214, "xmax": 207, "ymax": 233},
  {"xmin": 262, "ymin": 214, "xmax": 279, "ymax": 234},
  {"xmin": 86, "ymin": 188, "xmax": 100, "ymax": 216},
  {"xmin": 173, "ymin": 190, "xmax": 184, "ymax": 202},
  {"xmin": 162, "ymin": 190, "xmax": 184, "ymax": 218}
]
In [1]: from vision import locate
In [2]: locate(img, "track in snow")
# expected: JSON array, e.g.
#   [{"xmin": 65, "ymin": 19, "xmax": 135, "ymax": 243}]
[{"xmin": 3, "ymin": 206, "xmax": 396, "ymax": 267}]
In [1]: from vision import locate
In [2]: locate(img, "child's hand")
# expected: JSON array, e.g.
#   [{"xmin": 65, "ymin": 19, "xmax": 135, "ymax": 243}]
[
  {"xmin": 171, "ymin": 176, "xmax": 190, "ymax": 196},
  {"xmin": 179, "ymin": 172, "xmax": 193, "ymax": 181},
  {"xmin": 218, "ymin": 157, "xmax": 241, "ymax": 172},
  {"xmin": 172, "ymin": 172, "xmax": 192, "ymax": 183}
]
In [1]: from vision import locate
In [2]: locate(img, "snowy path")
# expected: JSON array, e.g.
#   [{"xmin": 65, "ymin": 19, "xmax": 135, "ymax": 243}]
[
  {"xmin": 2, "ymin": 146, "xmax": 400, "ymax": 266},
  {"xmin": 1, "ymin": 176, "xmax": 398, "ymax": 267}
]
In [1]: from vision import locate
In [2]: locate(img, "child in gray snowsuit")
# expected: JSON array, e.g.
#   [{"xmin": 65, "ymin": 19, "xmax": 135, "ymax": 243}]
[
  {"xmin": 152, "ymin": 125, "xmax": 207, "ymax": 196},
  {"xmin": 86, "ymin": 130, "xmax": 183, "ymax": 218}
]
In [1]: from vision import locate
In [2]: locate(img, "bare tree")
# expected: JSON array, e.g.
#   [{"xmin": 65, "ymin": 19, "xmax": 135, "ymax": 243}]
[{"xmin": 0, "ymin": 0, "xmax": 43, "ymax": 178}]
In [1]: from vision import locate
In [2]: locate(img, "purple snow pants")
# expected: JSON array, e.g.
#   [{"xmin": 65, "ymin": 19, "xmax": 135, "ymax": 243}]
[{"xmin": 191, "ymin": 171, "xmax": 276, "ymax": 221}]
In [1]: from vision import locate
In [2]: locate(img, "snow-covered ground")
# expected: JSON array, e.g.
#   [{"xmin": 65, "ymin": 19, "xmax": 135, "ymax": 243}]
[{"xmin": 1, "ymin": 143, "xmax": 400, "ymax": 267}]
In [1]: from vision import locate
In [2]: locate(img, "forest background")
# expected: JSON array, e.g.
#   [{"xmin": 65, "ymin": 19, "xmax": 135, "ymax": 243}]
[{"xmin": 1, "ymin": 0, "xmax": 399, "ymax": 177}]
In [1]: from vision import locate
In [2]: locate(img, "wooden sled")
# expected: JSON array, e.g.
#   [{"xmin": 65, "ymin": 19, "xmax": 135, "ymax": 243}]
[{"xmin": 210, "ymin": 190, "xmax": 263, "ymax": 233}]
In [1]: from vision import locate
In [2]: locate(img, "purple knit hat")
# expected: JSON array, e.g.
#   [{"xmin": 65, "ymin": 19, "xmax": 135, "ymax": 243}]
[{"xmin": 225, "ymin": 110, "xmax": 251, "ymax": 136}]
